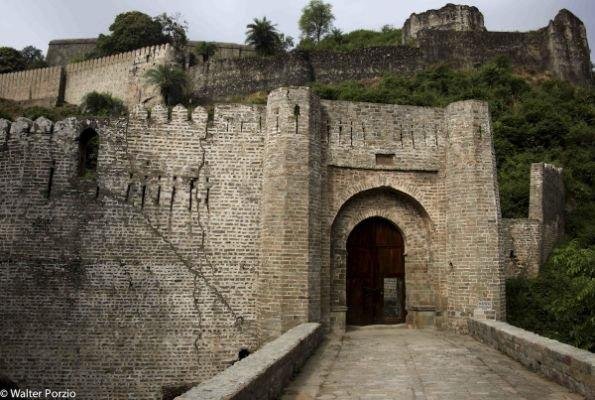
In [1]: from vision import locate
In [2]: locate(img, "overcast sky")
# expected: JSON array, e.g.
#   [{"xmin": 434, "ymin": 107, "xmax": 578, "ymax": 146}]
[{"xmin": 1, "ymin": 0, "xmax": 593, "ymax": 60}]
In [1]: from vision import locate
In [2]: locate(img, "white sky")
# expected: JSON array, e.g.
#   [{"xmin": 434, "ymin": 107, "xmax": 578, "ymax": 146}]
[{"xmin": 0, "ymin": 0, "xmax": 593, "ymax": 60}]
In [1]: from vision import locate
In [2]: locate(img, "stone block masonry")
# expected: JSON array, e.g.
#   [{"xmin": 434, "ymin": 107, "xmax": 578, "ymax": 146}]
[
  {"xmin": 469, "ymin": 318, "xmax": 595, "ymax": 398},
  {"xmin": 0, "ymin": 44, "xmax": 174, "ymax": 108},
  {"xmin": 176, "ymin": 323, "xmax": 323, "ymax": 400},
  {"xmin": 64, "ymin": 44, "xmax": 174, "ymax": 106},
  {"xmin": 0, "ymin": 87, "xmax": 563, "ymax": 398},
  {"xmin": 402, "ymin": 3, "xmax": 486, "ymax": 44}
]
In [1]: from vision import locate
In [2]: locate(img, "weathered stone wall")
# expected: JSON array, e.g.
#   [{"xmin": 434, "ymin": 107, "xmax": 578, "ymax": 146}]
[
  {"xmin": 2, "ymin": 7, "xmax": 590, "ymax": 108},
  {"xmin": 547, "ymin": 10, "xmax": 593, "ymax": 87},
  {"xmin": 469, "ymin": 318, "xmax": 595, "ymax": 398},
  {"xmin": 46, "ymin": 39, "xmax": 99, "ymax": 66},
  {"xmin": 500, "ymin": 218, "xmax": 541, "ymax": 277},
  {"xmin": 529, "ymin": 163, "xmax": 565, "ymax": 264},
  {"xmin": 0, "ymin": 66, "xmax": 63, "ymax": 106},
  {"xmin": 402, "ymin": 3, "xmax": 486, "ymax": 44},
  {"xmin": 499, "ymin": 162, "xmax": 565, "ymax": 277},
  {"xmin": 46, "ymin": 38, "xmax": 255, "ymax": 66},
  {"xmin": 188, "ymin": 9, "xmax": 590, "ymax": 101},
  {"xmin": 258, "ymin": 87, "xmax": 322, "ymax": 341},
  {"xmin": 64, "ymin": 44, "xmax": 174, "ymax": 106},
  {"xmin": 0, "ymin": 102, "xmax": 266, "ymax": 398},
  {"xmin": 176, "ymin": 323, "xmax": 323, "ymax": 400},
  {"xmin": 1, "ymin": 88, "xmax": 564, "ymax": 398}
]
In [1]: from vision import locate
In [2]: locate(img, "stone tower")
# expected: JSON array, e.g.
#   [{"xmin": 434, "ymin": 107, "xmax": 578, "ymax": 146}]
[
  {"xmin": 402, "ymin": 3, "xmax": 486, "ymax": 44},
  {"xmin": 257, "ymin": 87, "xmax": 323, "ymax": 341},
  {"xmin": 444, "ymin": 100, "xmax": 504, "ymax": 330}
]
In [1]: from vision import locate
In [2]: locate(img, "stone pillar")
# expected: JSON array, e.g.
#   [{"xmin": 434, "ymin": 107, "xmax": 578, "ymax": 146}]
[
  {"xmin": 258, "ymin": 87, "xmax": 322, "ymax": 342},
  {"xmin": 529, "ymin": 163, "xmax": 565, "ymax": 265},
  {"xmin": 444, "ymin": 100, "xmax": 504, "ymax": 331}
]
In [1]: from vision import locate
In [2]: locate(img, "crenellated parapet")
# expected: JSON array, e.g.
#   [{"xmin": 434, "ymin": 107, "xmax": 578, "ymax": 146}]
[
  {"xmin": 0, "ymin": 66, "xmax": 63, "ymax": 106},
  {"xmin": 64, "ymin": 43, "xmax": 174, "ymax": 106}
]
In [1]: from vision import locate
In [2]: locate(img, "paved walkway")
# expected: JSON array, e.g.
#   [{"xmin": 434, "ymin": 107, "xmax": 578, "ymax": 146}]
[{"xmin": 282, "ymin": 325, "xmax": 581, "ymax": 400}]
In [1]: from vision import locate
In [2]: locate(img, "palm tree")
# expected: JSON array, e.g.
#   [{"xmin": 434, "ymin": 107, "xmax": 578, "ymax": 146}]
[
  {"xmin": 245, "ymin": 17, "xmax": 283, "ymax": 56},
  {"xmin": 144, "ymin": 65, "xmax": 187, "ymax": 106}
]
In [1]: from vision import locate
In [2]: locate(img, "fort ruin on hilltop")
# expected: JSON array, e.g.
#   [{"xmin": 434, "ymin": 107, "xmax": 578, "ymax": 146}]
[
  {"xmin": 0, "ymin": 4, "xmax": 592, "ymax": 108},
  {"xmin": 0, "ymin": 3, "xmax": 586, "ymax": 399}
]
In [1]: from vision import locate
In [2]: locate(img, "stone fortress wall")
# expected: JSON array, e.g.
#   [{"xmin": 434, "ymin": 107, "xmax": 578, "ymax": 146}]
[
  {"xmin": 0, "ymin": 86, "xmax": 564, "ymax": 397},
  {"xmin": 190, "ymin": 7, "xmax": 592, "ymax": 100},
  {"xmin": 46, "ymin": 38, "xmax": 256, "ymax": 66},
  {"xmin": 63, "ymin": 44, "xmax": 174, "ymax": 106},
  {"xmin": 0, "ymin": 5, "xmax": 591, "ymax": 108},
  {"xmin": 0, "ymin": 66, "xmax": 63, "ymax": 106},
  {"xmin": 501, "ymin": 163, "xmax": 565, "ymax": 278}
]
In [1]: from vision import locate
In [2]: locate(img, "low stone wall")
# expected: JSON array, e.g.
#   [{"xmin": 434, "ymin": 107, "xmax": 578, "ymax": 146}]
[
  {"xmin": 469, "ymin": 319, "xmax": 595, "ymax": 398},
  {"xmin": 176, "ymin": 323, "xmax": 323, "ymax": 400}
]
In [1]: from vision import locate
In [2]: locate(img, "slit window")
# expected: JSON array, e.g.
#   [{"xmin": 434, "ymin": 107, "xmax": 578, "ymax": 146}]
[{"xmin": 79, "ymin": 128, "xmax": 99, "ymax": 177}]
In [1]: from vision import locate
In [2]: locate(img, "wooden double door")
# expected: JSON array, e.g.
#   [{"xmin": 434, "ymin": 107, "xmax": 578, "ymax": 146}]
[{"xmin": 346, "ymin": 217, "xmax": 406, "ymax": 325}]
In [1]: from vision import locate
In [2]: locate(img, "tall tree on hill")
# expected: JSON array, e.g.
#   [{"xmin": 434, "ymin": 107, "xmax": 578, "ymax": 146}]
[
  {"xmin": 299, "ymin": 0, "xmax": 335, "ymax": 43},
  {"xmin": 245, "ymin": 17, "xmax": 289, "ymax": 56}
]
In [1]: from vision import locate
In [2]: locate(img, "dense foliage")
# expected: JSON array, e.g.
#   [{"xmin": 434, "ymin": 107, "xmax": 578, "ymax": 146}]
[
  {"xmin": 300, "ymin": 26, "xmax": 402, "ymax": 52},
  {"xmin": 0, "ymin": 98, "xmax": 79, "ymax": 121},
  {"xmin": 0, "ymin": 93, "xmax": 125, "ymax": 121},
  {"xmin": 80, "ymin": 92, "xmax": 127, "ymax": 117},
  {"xmin": 0, "ymin": 46, "xmax": 47, "ymax": 73},
  {"xmin": 507, "ymin": 241, "xmax": 595, "ymax": 351},
  {"xmin": 93, "ymin": 11, "xmax": 187, "ymax": 58},
  {"xmin": 312, "ymin": 58, "xmax": 595, "ymax": 350}
]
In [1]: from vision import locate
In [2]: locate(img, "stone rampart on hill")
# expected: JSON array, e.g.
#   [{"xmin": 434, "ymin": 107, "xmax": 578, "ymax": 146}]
[
  {"xmin": 190, "ymin": 9, "xmax": 591, "ymax": 101},
  {"xmin": 0, "ymin": 8, "xmax": 590, "ymax": 107}
]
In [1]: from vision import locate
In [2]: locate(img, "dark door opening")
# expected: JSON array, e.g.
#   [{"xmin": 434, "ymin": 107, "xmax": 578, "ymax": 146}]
[{"xmin": 346, "ymin": 217, "xmax": 405, "ymax": 325}]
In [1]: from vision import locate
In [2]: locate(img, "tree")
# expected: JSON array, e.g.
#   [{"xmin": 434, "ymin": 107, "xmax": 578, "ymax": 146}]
[
  {"xmin": 299, "ymin": 0, "xmax": 335, "ymax": 43},
  {"xmin": 195, "ymin": 42, "xmax": 217, "ymax": 62},
  {"xmin": 21, "ymin": 46, "xmax": 47, "ymax": 69},
  {"xmin": 144, "ymin": 65, "xmax": 187, "ymax": 106},
  {"xmin": 0, "ymin": 47, "xmax": 26, "ymax": 73},
  {"xmin": 154, "ymin": 13, "xmax": 188, "ymax": 52},
  {"xmin": 96, "ymin": 11, "xmax": 167, "ymax": 56},
  {"xmin": 245, "ymin": 17, "xmax": 286, "ymax": 56}
]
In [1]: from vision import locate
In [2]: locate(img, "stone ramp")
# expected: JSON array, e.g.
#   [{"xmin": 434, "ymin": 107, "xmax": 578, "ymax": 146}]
[{"xmin": 282, "ymin": 325, "xmax": 581, "ymax": 400}]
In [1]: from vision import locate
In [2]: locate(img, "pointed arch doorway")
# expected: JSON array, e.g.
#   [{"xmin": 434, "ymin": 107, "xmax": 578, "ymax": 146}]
[{"xmin": 346, "ymin": 217, "xmax": 406, "ymax": 325}]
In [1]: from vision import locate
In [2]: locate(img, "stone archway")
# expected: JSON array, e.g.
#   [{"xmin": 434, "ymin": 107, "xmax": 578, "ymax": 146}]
[{"xmin": 329, "ymin": 187, "xmax": 434, "ymax": 333}]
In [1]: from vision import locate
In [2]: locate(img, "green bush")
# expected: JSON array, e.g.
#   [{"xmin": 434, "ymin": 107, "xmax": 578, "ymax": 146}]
[
  {"xmin": 507, "ymin": 241, "xmax": 595, "ymax": 351},
  {"xmin": 299, "ymin": 26, "xmax": 402, "ymax": 52},
  {"xmin": 80, "ymin": 92, "xmax": 127, "ymax": 117},
  {"xmin": 22, "ymin": 106, "xmax": 59, "ymax": 121}
]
